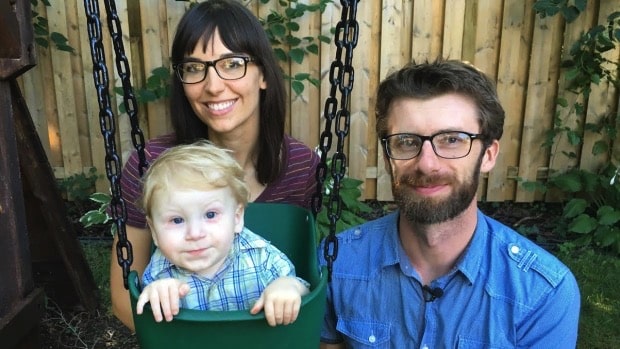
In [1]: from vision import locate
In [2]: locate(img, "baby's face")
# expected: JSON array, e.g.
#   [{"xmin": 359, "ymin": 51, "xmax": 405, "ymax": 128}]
[{"xmin": 148, "ymin": 186, "xmax": 244, "ymax": 278}]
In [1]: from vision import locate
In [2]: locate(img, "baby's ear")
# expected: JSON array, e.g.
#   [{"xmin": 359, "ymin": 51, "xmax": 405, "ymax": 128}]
[
  {"xmin": 234, "ymin": 204, "xmax": 245, "ymax": 233},
  {"xmin": 146, "ymin": 217, "xmax": 159, "ymax": 247}
]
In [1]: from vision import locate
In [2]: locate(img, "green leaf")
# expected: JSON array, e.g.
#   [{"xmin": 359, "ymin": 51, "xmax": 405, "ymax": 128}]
[
  {"xmin": 318, "ymin": 35, "xmax": 331, "ymax": 44},
  {"xmin": 591, "ymin": 140, "xmax": 608, "ymax": 156},
  {"xmin": 551, "ymin": 172, "xmax": 582, "ymax": 192},
  {"xmin": 307, "ymin": 43, "xmax": 319, "ymax": 55},
  {"xmin": 289, "ymin": 47, "xmax": 305, "ymax": 64},
  {"xmin": 563, "ymin": 198, "xmax": 588, "ymax": 218},
  {"xmin": 568, "ymin": 214, "xmax": 598, "ymax": 234},
  {"xmin": 291, "ymin": 80, "xmax": 304, "ymax": 95},
  {"xmin": 597, "ymin": 206, "xmax": 620, "ymax": 226},
  {"xmin": 89, "ymin": 192, "xmax": 111, "ymax": 204}
]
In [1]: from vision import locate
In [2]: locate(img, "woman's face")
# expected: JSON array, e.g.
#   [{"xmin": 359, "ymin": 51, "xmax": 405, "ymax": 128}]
[{"xmin": 182, "ymin": 29, "xmax": 266, "ymax": 137}]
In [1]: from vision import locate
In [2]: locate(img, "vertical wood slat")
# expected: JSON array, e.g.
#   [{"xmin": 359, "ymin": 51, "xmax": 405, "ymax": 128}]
[
  {"xmin": 48, "ymin": 0, "xmax": 82, "ymax": 178},
  {"xmin": 289, "ymin": 0, "xmax": 320, "ymax": 149},
  {"xmin": 516, "ymin": 13, "xmax": 564, "ymax": 202},
  {"xmin": 442, "ymin": 0, "xmax": 466, "ymax": 60},
  {"xmin": 486, "ymin": 0, "xmax": 534, "ymax": 201}
]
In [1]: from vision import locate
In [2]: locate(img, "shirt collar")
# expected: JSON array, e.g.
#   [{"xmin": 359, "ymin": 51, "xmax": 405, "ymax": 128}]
[
  {"xmin": 385, "ymin": 209, "xmax": 486, "ymax": 285},
  {"xmin": 453, "ymin": 209, "xmax": 487, "ymax": 284}
]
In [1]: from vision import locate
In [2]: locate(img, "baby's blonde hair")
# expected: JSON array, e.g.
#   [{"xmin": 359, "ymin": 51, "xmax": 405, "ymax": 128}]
[{"xmin": 140, "ymin": 141, "xmax": 249, "ymax": 217}]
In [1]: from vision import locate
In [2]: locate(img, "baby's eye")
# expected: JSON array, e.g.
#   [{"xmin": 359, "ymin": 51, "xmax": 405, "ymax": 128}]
[
  {"xmin": 205, "ymin": 211, "xmax": 217, "ymax": 219},
  {"xmin": 171, "ymin": 217, "xmax": 184, "ymax": 224}
]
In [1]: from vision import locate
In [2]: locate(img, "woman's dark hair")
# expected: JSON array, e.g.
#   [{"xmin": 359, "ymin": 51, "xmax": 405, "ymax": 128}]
[
  {"xmin": 375, "ymin": 59, "xmax": 505, "ymax": 146},
  {"xmin": 169, "ymin": 0, "xmax": 285, "ymax": 184}
]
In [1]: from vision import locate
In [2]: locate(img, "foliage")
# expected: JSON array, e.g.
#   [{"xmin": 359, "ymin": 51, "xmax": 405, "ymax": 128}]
[
  {"xmin": 31, "ymin": 0, "xmax": 75, "ymax": 53},
  {"xmin": 114, "ymin": 66, "xmax": 171, "ymax": 113},
  {"xmin": 533, "ymin": 0, "xmax": 587, "ymax": 23},
  {"xmin": 523, "ymin": 4, "xmax": 620, "ymax": 255},
  {"xmin": 57, "ymin": 167, "xmax": 99, "ymax": 202},
  {"xmin": 79, "ymin": 192, "xmax": 117, "ymax": 236},
  {"xmin": 258, "ymin": 0, "xmax": 333, "ymax": 95},
  {"xmin": 315, "ymin": 164, "xmax": 373, "ymax": 241}
]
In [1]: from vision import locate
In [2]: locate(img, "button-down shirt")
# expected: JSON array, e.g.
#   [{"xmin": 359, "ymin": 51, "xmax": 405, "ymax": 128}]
[
  {"xmin": 320, "ymin": 210, "xmax": 580, "ymax": 348},
  {"xmin": 143, "ymin": 227, "xmax": 297, "ymax": 311}
]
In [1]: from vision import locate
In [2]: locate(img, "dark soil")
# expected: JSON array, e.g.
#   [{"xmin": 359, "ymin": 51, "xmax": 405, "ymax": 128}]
[{"xmin": 38, "ymin": 199, "xmax": 564, "ymax": 348}]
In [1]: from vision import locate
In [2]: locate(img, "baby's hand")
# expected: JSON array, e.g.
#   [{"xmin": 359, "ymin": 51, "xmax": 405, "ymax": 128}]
[
  {"xmin": 250, "ymin": 276, "xmax": 310, "ymax": 327},
  {"xmin": 136, "ymin": 278, "xmax": 190, "ymax": 322}
]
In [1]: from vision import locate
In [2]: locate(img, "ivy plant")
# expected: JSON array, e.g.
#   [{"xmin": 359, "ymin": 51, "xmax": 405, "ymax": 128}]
[
  {"xmin": 522, "ymin": 3, "xmax": 620, "ymax": 254},
  {"xmin": 31, "ymin": 0, "xmax": 75, "ymax": 53}
]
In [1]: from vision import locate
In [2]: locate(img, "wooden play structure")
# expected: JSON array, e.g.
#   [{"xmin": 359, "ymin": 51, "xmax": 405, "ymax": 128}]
[{"xmin": 1, "ymin": 1, "xmax": 98, "ymax": 348}]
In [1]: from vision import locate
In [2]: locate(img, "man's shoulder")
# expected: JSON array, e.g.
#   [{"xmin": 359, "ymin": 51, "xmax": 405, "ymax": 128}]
[{"xmin": 479, "ymin": 213, "xmax": 576, "ymax": 291}]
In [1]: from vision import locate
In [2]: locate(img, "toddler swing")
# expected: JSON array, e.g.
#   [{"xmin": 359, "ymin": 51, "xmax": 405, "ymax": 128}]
[{"xmin": 83, "ymin": 0, "xmax": 359, "ymax": 347}]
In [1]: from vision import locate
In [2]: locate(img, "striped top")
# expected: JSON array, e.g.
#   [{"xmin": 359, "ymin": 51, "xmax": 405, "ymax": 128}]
[
  {"xmin": 119, "ymin": 133, "xmax": 319, "ymax": 228},
  {"xmin": 142, "ymin": 227, "xmax": 298, "ymax": 311}
]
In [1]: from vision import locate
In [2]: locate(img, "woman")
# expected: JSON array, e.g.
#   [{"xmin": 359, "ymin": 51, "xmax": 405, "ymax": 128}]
[{"xmin": 110, "ymin": 0, "xmax": 319, "ymax": 330}]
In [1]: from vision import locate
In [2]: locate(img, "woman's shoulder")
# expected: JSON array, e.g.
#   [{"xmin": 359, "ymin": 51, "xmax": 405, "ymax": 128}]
[{"xmin": 282, "ymin": 134, "xmax": 319, "ymax": 169}]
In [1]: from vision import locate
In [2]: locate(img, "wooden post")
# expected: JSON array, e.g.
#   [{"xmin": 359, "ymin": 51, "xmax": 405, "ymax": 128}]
[
  {"xmin": 0, "ymin": 1, "xmax": 44, "ymax": 348},
  {"xmin": 1, "ymin": 1, "xmax": 98, "ymax": 348}
]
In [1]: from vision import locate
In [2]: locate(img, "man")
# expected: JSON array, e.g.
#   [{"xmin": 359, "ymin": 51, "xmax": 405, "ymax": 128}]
[{"xmin": 320, "ymin": 60, "xmax": 580, "ymax": 348}]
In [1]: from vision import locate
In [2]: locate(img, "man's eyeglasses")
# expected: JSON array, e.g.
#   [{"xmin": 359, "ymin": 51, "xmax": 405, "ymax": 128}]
[
  {"xmin": 173, "ymin": 55, "xmax": 255, "ymax": 84},
  {"xmin": 381, "ymin": 131, "xmax": 483, "ymax": 160}
]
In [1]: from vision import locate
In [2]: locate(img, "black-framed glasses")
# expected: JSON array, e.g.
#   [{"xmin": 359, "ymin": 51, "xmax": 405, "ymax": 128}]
[
  {"xmin": 173, "ymin": 55, "xmax": 255, "ymax": 84},
  {"xmin": 381, "ymin": 131, "xmax": 483, "ymax": 160}
]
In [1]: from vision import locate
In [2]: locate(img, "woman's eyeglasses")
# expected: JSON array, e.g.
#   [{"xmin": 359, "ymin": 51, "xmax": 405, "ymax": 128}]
[{"xmin": 173, "ymin": 55, "xmax": 255, "ymax": 84}]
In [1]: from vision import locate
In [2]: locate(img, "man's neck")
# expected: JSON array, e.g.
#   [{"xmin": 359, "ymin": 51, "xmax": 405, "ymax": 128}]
[{"xmin": 398, "ymin": 203, "xmax": 479, "ymax": 285}]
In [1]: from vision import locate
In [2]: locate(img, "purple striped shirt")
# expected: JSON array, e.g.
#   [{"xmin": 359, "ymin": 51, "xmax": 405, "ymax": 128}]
[{"xmin": 119, "ymin": 133, "xmax": 319, "ymax": 228}]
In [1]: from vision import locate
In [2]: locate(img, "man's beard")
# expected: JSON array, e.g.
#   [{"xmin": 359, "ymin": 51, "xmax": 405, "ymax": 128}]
[{"xmin": 391, "ymin": 159, "xmax": 481, "ymax": 225}]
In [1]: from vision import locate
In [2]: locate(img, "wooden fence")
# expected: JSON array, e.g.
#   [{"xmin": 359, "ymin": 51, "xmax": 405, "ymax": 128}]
[{"xmin": 18, "ymin": 0, "xmax": 620, "ymax": 202}]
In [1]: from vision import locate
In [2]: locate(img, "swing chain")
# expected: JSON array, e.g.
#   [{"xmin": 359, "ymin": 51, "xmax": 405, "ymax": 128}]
[
  {"xmin": 83, "ymin": 0, "xmax": 148, "ymax": 289},
  {"xmin": 313, "ymin": 0, "xmax": 359, "ymax": 280}
]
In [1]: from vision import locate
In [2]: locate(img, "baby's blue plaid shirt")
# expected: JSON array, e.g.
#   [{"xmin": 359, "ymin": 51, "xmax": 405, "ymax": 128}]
[{"xmin": 142, "ymin": 227, "xmax": 303, "ymax": 311}]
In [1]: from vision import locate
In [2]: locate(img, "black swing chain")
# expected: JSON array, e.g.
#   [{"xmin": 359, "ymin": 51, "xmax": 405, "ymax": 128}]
[
  {"xmin": 311, "ymin": 0, "xmax": 359, "ymax": 281},
  {"xmin": 83, "ymin": 0, "xmax": 148, "ymax": 289}
]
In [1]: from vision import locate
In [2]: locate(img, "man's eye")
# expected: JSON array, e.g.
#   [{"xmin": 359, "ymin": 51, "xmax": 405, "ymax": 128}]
[{"xmin": 398, "ymin": 136, "xmax": 418, "ymax": 148}]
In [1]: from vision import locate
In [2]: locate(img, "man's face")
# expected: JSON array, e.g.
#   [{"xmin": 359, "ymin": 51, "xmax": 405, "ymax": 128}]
[{"xmin": 384, "ymin": 93, "xmax": 499, "ymax": 225}]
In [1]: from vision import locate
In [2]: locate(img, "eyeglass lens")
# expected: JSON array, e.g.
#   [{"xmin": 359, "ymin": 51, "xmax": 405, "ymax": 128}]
[
  {"xmin": 384, "ymin": 132, "xmax": 476, "ymax": 160},
  {"xmin": 176, "ymin": 56, "xmax": 249, "ymax": 83}
]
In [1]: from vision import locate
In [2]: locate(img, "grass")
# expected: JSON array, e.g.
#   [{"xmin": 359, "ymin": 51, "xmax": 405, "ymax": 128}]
[{"xmin": 555, "ymin": 245, "xmax": 620, "ymax": 348}]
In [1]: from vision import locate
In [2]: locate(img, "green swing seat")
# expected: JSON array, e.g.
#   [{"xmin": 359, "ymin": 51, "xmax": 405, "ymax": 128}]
[{"xmin": 128, "ymin": 203, "xmax": 328, "ymax": 348}]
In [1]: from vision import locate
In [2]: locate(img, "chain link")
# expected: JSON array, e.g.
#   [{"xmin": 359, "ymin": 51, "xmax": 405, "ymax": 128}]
[
  {"xmin": 312, "ymin": 0, "xmax": 359, "ymax": 280},
  {"xmin": 83, "ymin": 0, "xmax": 147, "ymax": 289}
]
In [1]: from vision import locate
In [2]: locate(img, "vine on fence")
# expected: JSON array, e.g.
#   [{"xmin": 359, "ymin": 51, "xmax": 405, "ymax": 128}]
[{"xmin": 524, "ymin": 1, "xmax": 620, "ymax": 254}]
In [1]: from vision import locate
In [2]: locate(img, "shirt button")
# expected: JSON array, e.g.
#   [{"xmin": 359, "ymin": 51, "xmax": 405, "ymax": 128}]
[
  {"xmin": 368, "ymin": 335, "xmax": 376, "ymax": 343},
  {"xmin": 510, "ymin": 245, "xmax": 520, "ymax": 254},
  {"xmin": 354, "ymin": 228, "xmax": 361, "ymax": 236}
]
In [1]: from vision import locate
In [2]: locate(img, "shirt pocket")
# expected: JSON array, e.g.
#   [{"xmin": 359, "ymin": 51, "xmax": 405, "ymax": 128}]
[
  {"xmin": 457, "ymin": 337, "xmax": 515, "ymax": 349},
  {"xmin": 337, "ymin": 318, "xmax": 390, "ymax": 347}
]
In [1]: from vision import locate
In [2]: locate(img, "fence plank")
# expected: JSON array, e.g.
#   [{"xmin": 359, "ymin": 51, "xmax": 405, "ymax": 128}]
[
  {"xmin": 442, "ymin": 0, "xmax": 465, "ymax": 60},
  {"xmin": 411, "ymin": 0, "xmax": 443, "ymax": 62},
  {"xmin": 486, "ymin": 0, "xmax": 534, "ymax": 201},
  {"xmin": 49, "ymin": 0, "xmax": 82, "ymax": 178},
  {"xmin": 516, "ymin": 14, "xmax": 564, "ymax": 202},
  {"xmin": 290, "ymin": 0, "xmax": 320, "ymax": 149}
]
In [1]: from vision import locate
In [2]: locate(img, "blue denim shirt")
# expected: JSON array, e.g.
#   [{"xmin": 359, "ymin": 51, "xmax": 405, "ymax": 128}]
[{"xmin": 320, "ymin": 210, "xmax": 580, "ymax": 348}]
